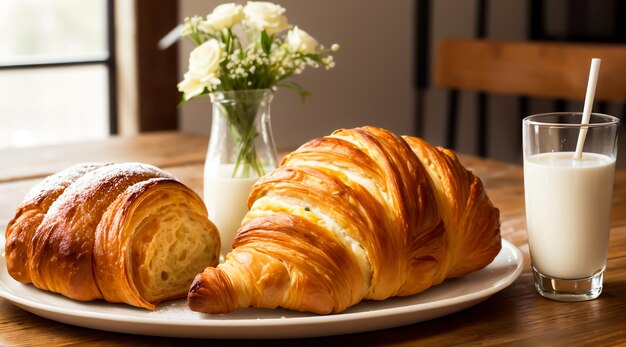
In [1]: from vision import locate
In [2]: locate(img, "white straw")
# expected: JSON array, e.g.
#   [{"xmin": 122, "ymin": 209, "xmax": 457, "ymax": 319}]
[
  {"xmin": 158, "ymin": 24, "xmax": 183, "ymax": 50},
  {"xmin": 574, "ymin": 58, "xmax": 601, "ymax": 160}
]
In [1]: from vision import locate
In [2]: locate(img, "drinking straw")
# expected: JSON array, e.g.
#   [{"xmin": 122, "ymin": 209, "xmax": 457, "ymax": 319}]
[
  {"xmin": 574, "ymin": 58, "xmax": 601, "ymax": 160},
  {"xmin": 158, "ymin": 24, "xmax": 183, "ymax": 50}
]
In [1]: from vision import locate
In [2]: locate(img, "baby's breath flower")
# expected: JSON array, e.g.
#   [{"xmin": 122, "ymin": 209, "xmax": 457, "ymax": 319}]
[{"xmin": 181, "ymin": 16, "xmax": 203, "ymax": 36}]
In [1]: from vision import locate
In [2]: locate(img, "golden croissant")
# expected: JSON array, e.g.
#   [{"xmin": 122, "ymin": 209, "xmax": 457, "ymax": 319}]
[
  {"xmin": 188, "ymin": 126, "xmax": 501, "ymax": 314},
  {"xmin": 4, "ymin": 162, "xmax": 220, "ymax": 310}
]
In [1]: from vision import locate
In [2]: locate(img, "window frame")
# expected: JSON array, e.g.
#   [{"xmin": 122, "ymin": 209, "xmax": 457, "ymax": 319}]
[{"xmin": 0, "ymin": 0, "xmax": 118, "ymax": 135}]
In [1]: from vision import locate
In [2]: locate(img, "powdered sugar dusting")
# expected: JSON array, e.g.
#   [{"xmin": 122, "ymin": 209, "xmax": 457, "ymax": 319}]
[
  {"xmin": 44, "ymin": 162, "xmax": 175, "ymax": 220},
  {"xmin": 22, "ymin": 163, "xmax": 107, "ymax": 204},
  {"xmin": 148, "ymin": 299, "xmax": 207, "ymax": 319},
  {"xmin": 123, "ymin": 177, "xmax": 178, "ymax": 198}
]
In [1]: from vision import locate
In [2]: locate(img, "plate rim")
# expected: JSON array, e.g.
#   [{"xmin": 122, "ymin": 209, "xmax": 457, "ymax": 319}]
[{"xmin": 0, "ymin": 239, "xmax": 523, "ymax": 333}]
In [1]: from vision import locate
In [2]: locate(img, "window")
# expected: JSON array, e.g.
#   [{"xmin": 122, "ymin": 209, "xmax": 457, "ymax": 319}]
[{"xmin": 0, "ymin": 0, "xmax": 115, "ymax": 149}]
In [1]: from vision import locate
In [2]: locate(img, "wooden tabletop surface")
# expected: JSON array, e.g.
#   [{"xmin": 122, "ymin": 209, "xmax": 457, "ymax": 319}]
[{"xmin": 1, "ymin": 131, "xmax": 626, "ymax": 346}]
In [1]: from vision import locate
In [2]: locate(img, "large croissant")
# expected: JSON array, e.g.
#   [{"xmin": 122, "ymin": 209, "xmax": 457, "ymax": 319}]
[
  {"xmin": 5, "ymin": 162, "xmax": 220, "ymax": 310},
  {"xmin": 188, "ymin": 126, "xmax": 501, "ymax": 314}
]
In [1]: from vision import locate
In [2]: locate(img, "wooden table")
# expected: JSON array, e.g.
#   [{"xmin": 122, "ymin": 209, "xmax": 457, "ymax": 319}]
[{"xmin": 1, "ymin": 131, "xmax": 626, "ymax": 346}]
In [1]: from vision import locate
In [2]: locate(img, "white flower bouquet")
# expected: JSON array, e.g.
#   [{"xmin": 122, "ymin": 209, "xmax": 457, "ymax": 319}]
[
  {"xmin": 178, "ymin": 1, "xmax": 338, "ymax": 102},
  {"xmin": 178, "ymin": 1, "xmax": 338, "ymax": 178}
]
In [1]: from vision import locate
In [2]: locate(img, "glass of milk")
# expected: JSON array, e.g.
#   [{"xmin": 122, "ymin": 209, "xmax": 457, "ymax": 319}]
[{"xmin": 523, "ymin": 112, "xmax": 619, "ymax": 301}]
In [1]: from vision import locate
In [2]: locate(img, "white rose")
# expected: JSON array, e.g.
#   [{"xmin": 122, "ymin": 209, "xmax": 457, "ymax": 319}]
[
  {"xmin": 177, "ymin": 73, "xmax": 206, "ymax": 98},
  {"xmin": 188, "ymin": 39, "xmax": 222, "ymax": 82},
  {"xmin": 286, "ymin": 26, "xmax": 318, "ymax": 54},
  {"xmin": 243, "ymin": 1, "xmax": 291, "ymax": 35},
  {"xmin": 178, "ymin": 39, "xmax": 223, "ymax": 98},
  {"xmin": 199, "ymin": 3, "xmax": 243, "ymax": 33}
]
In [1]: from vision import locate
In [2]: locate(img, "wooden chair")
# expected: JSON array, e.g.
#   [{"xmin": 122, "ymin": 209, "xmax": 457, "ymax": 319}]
[{"xmin": 434, "ymin": 39, "xmax": 626, "ymax": 156}]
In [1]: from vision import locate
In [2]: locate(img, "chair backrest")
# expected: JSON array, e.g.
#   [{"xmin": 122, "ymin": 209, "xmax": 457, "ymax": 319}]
[
  {"xmin": 433, "ymin": 38, "xmax": 626, "ymax": 155},
  {"xmin": 435, "ymin": 39, "xmax": 626, "ymax": 102}
]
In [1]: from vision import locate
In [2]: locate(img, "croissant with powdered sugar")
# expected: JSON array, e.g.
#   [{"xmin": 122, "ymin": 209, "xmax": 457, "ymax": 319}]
[{"xmin": 5, "ymin": 162, "xmax": 220, "ymax": 310}]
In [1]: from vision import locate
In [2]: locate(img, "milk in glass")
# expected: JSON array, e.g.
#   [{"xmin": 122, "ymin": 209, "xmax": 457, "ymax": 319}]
[{"xmin": 524, "ymin": 152, "xmax": 615, "ymax": 279}]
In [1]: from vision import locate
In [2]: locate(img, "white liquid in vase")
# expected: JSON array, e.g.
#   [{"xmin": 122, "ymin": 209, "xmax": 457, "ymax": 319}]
[
  {"xmin": 524, "ymin": 152, "xmax": 615, "ymax": 279},
  {"xmin": 204, "ymin": 164, "xmax": 261, "ymax": 257}
]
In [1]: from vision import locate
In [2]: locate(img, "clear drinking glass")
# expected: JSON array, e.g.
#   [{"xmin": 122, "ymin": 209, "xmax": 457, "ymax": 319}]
[{"xmin": 523, "ymin": 112, "xmax": 619, "ymax": 301}]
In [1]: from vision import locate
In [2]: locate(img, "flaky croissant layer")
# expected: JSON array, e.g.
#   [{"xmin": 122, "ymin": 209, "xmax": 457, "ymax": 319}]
[
  {"xmin": 188, "ymin": 126, "xmax": 501, "ymax": 315},
  {"xmin": 5, "ymin": 162, "xmax": 220, "ymax": 310}
]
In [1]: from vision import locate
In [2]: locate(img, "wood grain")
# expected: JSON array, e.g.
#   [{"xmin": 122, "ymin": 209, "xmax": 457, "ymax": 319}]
[
  {"xmin": 2, "ymin": 132, "xmax": 626, "ymax": 345},
  {"xmin": 434, "ymin": 39, "xmax": 626, "ymax": 102}
]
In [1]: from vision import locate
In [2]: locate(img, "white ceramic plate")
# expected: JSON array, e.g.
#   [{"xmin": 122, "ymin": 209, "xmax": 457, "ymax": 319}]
[{"xmin": 0, "ymin": 239, "xmax": 522, "ymax": 339}]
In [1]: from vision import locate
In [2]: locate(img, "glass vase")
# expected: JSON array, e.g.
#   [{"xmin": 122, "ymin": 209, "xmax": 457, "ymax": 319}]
[{"xmin": 204, "ymin": 89, "xmax": 278, "ymax": 257}]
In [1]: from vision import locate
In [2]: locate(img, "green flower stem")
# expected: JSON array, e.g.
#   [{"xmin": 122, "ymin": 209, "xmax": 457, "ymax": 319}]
[{"xmin": 218, "ymin": 101, "xmax": 266, "ymax": 178}]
